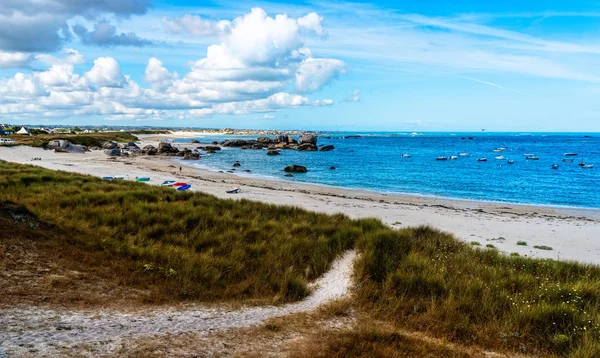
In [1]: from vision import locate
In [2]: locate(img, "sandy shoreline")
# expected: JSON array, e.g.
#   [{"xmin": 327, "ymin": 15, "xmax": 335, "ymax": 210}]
[{"xmin": 1, "ymin": 142, "xmax": 599, "ymax": 265}]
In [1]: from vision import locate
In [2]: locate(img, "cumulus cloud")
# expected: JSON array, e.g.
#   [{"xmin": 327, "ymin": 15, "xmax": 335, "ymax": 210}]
[
  {"xmin": 0, "ymin": 8, "xmax": 346, "ymax": 121},
  {"xmin": 85, "ymin": 57, "xmax": 125, "ymax": 87},
  {"xmin": 0, "ymin": 51, "xmax": 31, "ymax": 69},
  {"xmin": 73, "ymin": 22, "xmax": 152, "ymax": 47},
  {"xmin": 0, "ymin": 0, "xmax": 151, "ymax": 53},
  {"xmin": 162, "ymin": 14, "xmax": 231, "ymax": 37}
]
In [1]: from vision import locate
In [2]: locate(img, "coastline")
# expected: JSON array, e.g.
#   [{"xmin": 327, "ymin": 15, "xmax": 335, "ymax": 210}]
[{"xmin": 1, "ymin": 142, "xmax": 599, "ymax": 265}]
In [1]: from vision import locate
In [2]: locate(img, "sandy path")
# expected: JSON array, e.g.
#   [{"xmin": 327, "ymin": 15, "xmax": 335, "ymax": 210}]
[{"xmin": 0, "ymin": 251, "xmax": 355, "ymax": 357}]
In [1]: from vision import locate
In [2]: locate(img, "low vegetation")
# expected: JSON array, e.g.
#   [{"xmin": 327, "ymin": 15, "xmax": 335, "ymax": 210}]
[
  {"xmin": 2, "ymin": 161, "xmax": 600, "ymax": 356},
  {"xmin": 8, "ymin": 132, "xmax": 141, "ymax": 148},
  {"xmin": 0, "ymin": 161, "xmax": 373, "ymax": 303},
  {"xmin": 517, "ymin": 241, "xmax": 528, "ymax": 246},
  {"xmin": 354, "ymin": 226, "xmax": 600, "ymax": 356},
  {"xmin": 534, "ymin": 245, "xmax": 554, "ymax": 251}
]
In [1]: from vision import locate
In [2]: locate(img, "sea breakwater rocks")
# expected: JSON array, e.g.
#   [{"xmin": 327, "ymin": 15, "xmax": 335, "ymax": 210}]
[
  {"xmin": 320, "ymin": 145, "xmax": 335, "ymax": 152},
  {"xmin": 297, "ymin": 143, "xmax": 318, "ymax": 151},
  {"xmin": 300, "ymin": 134, "xmax": 317, "ymax": 145},
  {"xmin": 284, "ymin": 165, "xmax": 307, "ymax": 173},
  {"xmin": 267, "ymin": 150, "xmax": 280, "ymax": 156}
]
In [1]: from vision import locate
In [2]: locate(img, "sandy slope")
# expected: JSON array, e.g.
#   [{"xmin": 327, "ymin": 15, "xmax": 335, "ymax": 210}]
[
  {"xmin": 1, "ymin": 145, "xmax": 599, "ymax": 265},
  {"xmin": 0, "ymin": 251, "xmax": 355, "ymax": 356}
]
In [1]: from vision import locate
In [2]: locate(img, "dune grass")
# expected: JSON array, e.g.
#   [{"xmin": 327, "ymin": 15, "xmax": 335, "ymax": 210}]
[
  {"xmin": 8, "ymin": 132, "xmax": 140, "ymax": 148},
  {"xmin": 354, "ymin": 226, "xmax": 600, "ymax": 356},
  {"xmin": 0, "ymin": 160, "xmax": 374, "ymax": 303}
]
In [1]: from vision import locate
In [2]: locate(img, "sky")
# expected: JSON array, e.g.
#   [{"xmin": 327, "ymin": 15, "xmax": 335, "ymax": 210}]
[{"xmin": 1, "ymin": 0, "xmax": 600, "ymax": 131}]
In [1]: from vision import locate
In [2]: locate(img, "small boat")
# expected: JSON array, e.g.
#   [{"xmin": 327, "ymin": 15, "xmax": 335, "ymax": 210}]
[
  {"xmin": 436, "ymin": 156, "xmax": 448, "ymax": 161},
  {"xmin": 494, "ymin": 156, "xmax": 506, "ymax": 160},
  {"xmin": 226, "ymin": 188, "xmax": 240, "ymax": 194},
  {"xmin": 564, "ymin": 152, "xmax": 578, "ymax": 156},
  {"xmin": 526, "ymin": 156, "xmax": 540, "ymax": 160},
  {"xmin": 507, "ymin": 160, "xmax": 515, "ymax": 164},
  {"xmin": 579, "ymin": 162, "xmax": 586, "ymax": 167},
  {"xmin": 135, "ymin": 177, "xmax": 150, "ymax": 182},
  {"xmin": 449, "ymin": 156, "xmax": 458, "ymax": 160},
  {"xmin": 458, "ymin": 152, "xmax": 470, "ymax": 157},
  {"xmin": 493, "ymin": 147, "xmax": 507, "ymax": 152},
  {"xmin": 478, "ymin": 158, "xmax": 487, "ymax": 162},
  {"xmin": 582, "ymin": 164, "xmax": 594, "ymax": 169},
  {"xmin": 171, "ymin": 182, "xmax": 187, "ymax": 187},
  {"xmin": 161, "ymin": 180, "xmax": 176, "ymax": 186},
  {"xmin": 562, "ymin": 159, "xmax": 574, "ymax": 163},
  {"xmin": 113, "ymin": 175, "xmax": 127, "ymax": 180},
  {"xmin": 523, "ymin": 153, "xmax": 535, "ymax": 157},
  {"xmin": 401, "ymin": 154, "xmax": 411, "ymax": 158},
  {"xmin": 551, "ymin": 164, "xmax": 559, "ymax": 169},
  {"xmin": 177, "ymin": 184, "xmax": 191, "ymax": 191}
]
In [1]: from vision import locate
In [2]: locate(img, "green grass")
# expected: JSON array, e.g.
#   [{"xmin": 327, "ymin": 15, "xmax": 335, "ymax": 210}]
[
  {"xmin": 517, "ymin": 241, "xmax": 528, "ymax": 246},
  {"xmin": 8, "ymin": 132, "xmax": 140, "ymax": 148},
  {"xmin": 354, "ymin": 226, "xmax": 600, "ymax": 356},
  {"xmin": 0, "ymin": 161, "xmax": 375, "ymax": 303},
  {"xmin": 485, "ymin": 244, "xmax": 496, "ymax": 249},
  {"xmin": 534, "ymin": 245, "xmax": 554, "ymax": 251},
  {"xmin": 470, "ymin": 241, "xmax": 480, "ymax": 246}
]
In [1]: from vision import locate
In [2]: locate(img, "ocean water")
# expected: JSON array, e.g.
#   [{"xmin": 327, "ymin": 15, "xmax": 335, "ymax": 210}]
[{"xmin": 174, "ymin": 133, "xmax": 600, "ymax": 209}]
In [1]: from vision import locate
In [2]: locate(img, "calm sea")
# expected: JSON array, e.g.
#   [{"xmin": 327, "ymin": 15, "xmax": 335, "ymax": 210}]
[{"xmin": 174, "ymin": 132, "xmax": 600, "ymax": 209}]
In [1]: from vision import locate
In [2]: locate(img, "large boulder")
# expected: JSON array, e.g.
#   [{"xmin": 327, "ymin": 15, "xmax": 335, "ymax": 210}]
[
  {"xmin": 203, "ymin": 145, "xmax": 221, "ymax": 152},
  {"xmin": 190, "ymin": 139, "xmax": 200, "ymax": 144},
  {"xmin": 284, "ymin": 165, "xmax": 307, "ymax": 173},
  {"xmin": 142, "ymin": 145, "xmax": 157, "ymax": 155},
  {"xmin": 158, "ymin": 142, "xmax": 178, "ymax": 153},
  {"xmin": 222, "ymin": 139, "xmax": 255, "ymax": 147},
  {"xmin": 300, "ymin": 134, "xmax": 317, "ymax": 145},
  {"xmin": 183, "ymin": 152, "xmax": 200, "ymax": 160},
  {"xmin": 287, "ymin": 137, "xmax": 298, "ymax": 145},
  {"xmin": 102, "ymin": 141, "xmax": 118, "ymax": 149},
  {"xmin": 320, "ymin": 145, "xmax": 335, "ymax": 152},
  {"xmin": 297, "ymin": 143, "xmax": 318, "ymax": 151},
  {"xmin": 48, "ymin": 140, "xmax": 86, "ymax": 153},
  {"xmin": 257, "ymin": 136, "xmax": 273, "ymax": 144},
  {"xmin": 267, "ymin": 150, "xmax": 280, "ymax": 156},
  {"xmin": 275, "ymin": 135, "xmax": 289, "ymax": 143},
  {"xmin": 104, "ymin": 148, "xmax": 121, "ymax": 156}
]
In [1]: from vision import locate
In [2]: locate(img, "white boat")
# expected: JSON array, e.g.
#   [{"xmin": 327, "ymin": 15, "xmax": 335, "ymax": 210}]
[
  {"xmin": 526, "ymin": 156, "xmax": 540, "ymax": 160},
  {"xmin": 507, "ymin": 160, "xmax": 515, "ymax": 164},
  {"xmin": 493, "ymin": 147, "xmax": 507, "ymax": 152},
  {"xmin": 401, "ymin": 154, "xmax": 411, "ymax": 158},
  {"xmin": 551, "ymin": 164, "xmax": 559, "ymax": 169},
  {"xmin": 523, "ymin": 153, "xmax": 535, "ymax": 157},
  {"xmin": 458, "ymin": 152, "xmax": 470, "ymax": 157},
  {"xmin": 449, "ymin": 156, "xmax": 458, "ymax": 160},
  {"xmin": 564, "ymin": 152, "xmax": 578, "ymax": 156},
  {"xmin": 582, "ymin": 164, "xmax": 594, "ymax": 169},
  {"xmin": 161, "ymin": 180, "xmax": 176, "ymax": 186},
  {"xmin": 436, "ymin": 156, "xmax": 448, "ymax": 161},
  {"xmin": 494, "ymin": 156, "xmax": 506, "ymax": 160},
  {"xmin": 478, "ymin": 158, "xmax": 487, "ymax": 162}
]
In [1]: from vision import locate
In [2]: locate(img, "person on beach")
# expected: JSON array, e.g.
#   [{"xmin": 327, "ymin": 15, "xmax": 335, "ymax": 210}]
[{"xmin": 179, "ymin": 166, "xmax": 182, "ymax": 173}]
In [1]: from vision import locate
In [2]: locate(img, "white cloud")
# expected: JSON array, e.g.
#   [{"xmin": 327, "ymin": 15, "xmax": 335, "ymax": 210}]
[
  {"xmin": 162, "ymin": 14, "xmax": 231, "ymax": 37},
  {"xmin": 85, "ymin": 57, "xmax": 125, "ymax": 87},
  {"xmin": 0, "ymin": 51, "xmax": 31, "ymax": 69},
  {"xmin": 295, "ymin": 58, "xmax": 346, "ymax": 93},
  {"xmin": 297, "ymin": 12, "xmax": 325, "ymax": 36}
]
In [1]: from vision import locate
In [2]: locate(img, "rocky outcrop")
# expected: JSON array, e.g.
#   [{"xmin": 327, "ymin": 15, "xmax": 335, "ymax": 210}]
[
  {"xmin": 233, "ymin": 162, "xmax": 241, "ymax": 167},
  {"xmin": 142, "ymin": 145, "xmax": 157, "ymax": 155},
  {"xmin": 104, "ymin": 148, "xmax": 121, "ymax": 156},
  {"xmin": 102, "ymin": 141, "xmax": 118, "ymax": 149},
  {"xmin": 284, "ymin": 165, "xmax": 307, "ymax": 173},
  {"xmin": 330, "ymin": 166, "xmax": 336, "ymax": 170},
  {"xmin": 190, "ymin": 139, "xmax": 200, "ymax": 144},
  {"xmin": 183, "ymin": 152, "xmax": 200, "ymax": 160},
  {"xmin": 222, "ymin": 139, "xmax": 256, "ymax": 147},
  {"xmin": 284, "ymin": 173, "xmax": 293, "ymax": 177},
  {"xmin": 158, "ymin": 142, "xmax": 179, "ymax": 154},
  {"xmin": 276, "ymin": 135, "xmax": 289, "ymax": 143},
  {"xmin": 320, "ymin": 145, "xmax": 335, "ymax": 152},
  {"xmin": 287, "ymin": 137, "xmax": 298, "ymax": 145},
  {"xmin": 300, "ymin": 134, "xmax": 317, "ymax": 145},
  {"xmin": 297, "ymin": 143, "xmax": 318, "ymax": 151},
  {"xmin": 267, "ymin": 150, "xmax": 280, "ymax": 156},
  {"xmin": 47, "ymin": 140, "xmax": 87, "ymax": 153}
]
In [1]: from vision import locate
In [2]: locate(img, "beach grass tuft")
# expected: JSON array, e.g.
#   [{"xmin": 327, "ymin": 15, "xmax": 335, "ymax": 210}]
[{"xmin": 517, "ymin": 241, "xmax": 527, "ymax": 246}]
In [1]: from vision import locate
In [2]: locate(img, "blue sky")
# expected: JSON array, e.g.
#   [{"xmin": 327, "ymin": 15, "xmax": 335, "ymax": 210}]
[{"xmin": 1, "ymin": 0, "xmax": 600, "ymax": 131}]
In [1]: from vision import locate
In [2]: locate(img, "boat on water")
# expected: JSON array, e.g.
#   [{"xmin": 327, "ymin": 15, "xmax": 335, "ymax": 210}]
[
  {"xmin": 401, "ymin": 154, "xmax": 411, "ymax": 158},
  {"xmin": 582, "ymin": 164, "xmax": 594, "ymax": 169},
  {"xmin": 478, "ymin": 158, "xmax": 487, "ymax": 162},
  {"xmin": 135, "ymin": 177, "xmax": 150, "ymax": 182},
  {"xmin": 551, "ymin": 164, "xmax": 559, "ymax": 169},
  {"xmin": 526, "ymin": 156, "xmax": 540, "ymax": 160},
  {"xmin": 449, "ymin": 156, "xmax": 458, "ymax": 160},
  {"xmin": 494, "ymin": 156, "xmax": 506, "ymax": 160},
  {"xmin": 493, "ymin": 147, "xmax": 507, "ymax": 152},
  {"xmin": 523, "ymin": 153, "xmax": 535, "ymax": 157},
  {"xmin": 436, "ymin": 156, "xmax": 448, "ymax": 161},
  {"xmin": 563, "ymin": 158, "xmax": 574, "ymax": 162},
  {"xmin": 564, "ymin": 152, "xmax": 578, "ymax": 156},
  {"xmin": 507, "ymin": 160, "xmax": 515, "ymax": 164},
  {"xmin": 177, "ymin": 184, "xmax": 191, "ymax": 191},
  {"xmin": 458, "ymin": 152, "xmax": 470, "ymax": 157}
]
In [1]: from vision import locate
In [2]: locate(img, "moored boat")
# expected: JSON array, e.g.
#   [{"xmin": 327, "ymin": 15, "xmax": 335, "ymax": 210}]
[
  {"xmin": 449, "ymin": 156, "xmax": 458, "ymax": 160},
  {"xmin": 401, "ymin": 154, "xmax": 411, "ymax": 158},
  {"xmin": 478, "ymin": 158, "xmax": 487, "ymax": 162},
  {"xmin": 582, "ymin": 164, "xmax": 594, "ymax": 169},
  {"xmin": 495, "ymin": 156, "xmax": 506, "ymax": 160},
  {"xmin": 551, "ymin": 164, "xmax": 559, "ymax": 169},
  {"xmin": 458, "ymin": 152, "xmax": 470, "ymax": 157},
  {"xmin": 562, "ymin": 158, "xmax": 574, "ymax": 162},
  {"xmin": 436, "ymin": 156, "xmax": 448, "ymax": 161},
  {"xmin": 526, "ymin": 156, "xmax": 540, "ymax": 160},
  {"xmin": 507, "ymin": 160, "xmax": 515, "ymax": 164},
  {"xmin": 135, "ymin": 177, "xmax": 150, "ymax": 182},
  {"xmin": 564, "ymin": 152, "xmax": 578, "ymax": 156}
]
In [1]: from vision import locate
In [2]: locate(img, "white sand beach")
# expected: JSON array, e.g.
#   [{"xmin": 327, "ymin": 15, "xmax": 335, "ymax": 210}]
[{"xmin": 1, "ymin": 143, "xmax": 599, "ymax": 265}]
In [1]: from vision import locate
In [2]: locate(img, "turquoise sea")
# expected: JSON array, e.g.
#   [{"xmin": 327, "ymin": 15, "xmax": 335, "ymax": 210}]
[{"xmin": 174, "ymin": 132, "xmax": 600, "ymax": 209}]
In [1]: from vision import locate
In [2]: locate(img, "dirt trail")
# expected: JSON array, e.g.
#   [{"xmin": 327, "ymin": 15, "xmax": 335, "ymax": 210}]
[{"xmin": 0, "ymin": 250, "xmax": 356, "ymax": 357}]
